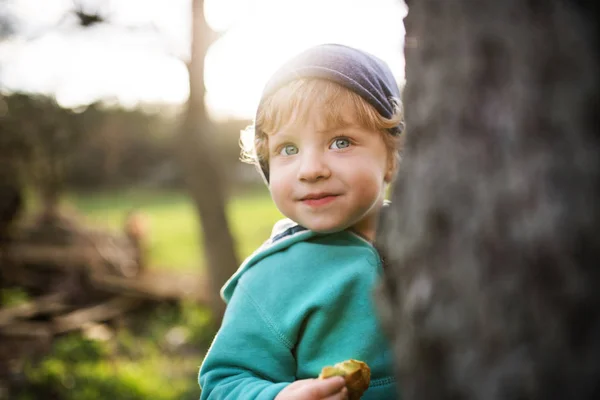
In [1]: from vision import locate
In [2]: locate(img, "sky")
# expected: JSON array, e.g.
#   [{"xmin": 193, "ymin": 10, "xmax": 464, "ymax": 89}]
[{"xmin": 0, "ymin": 0, "xmax": 407, "ymax": 121}]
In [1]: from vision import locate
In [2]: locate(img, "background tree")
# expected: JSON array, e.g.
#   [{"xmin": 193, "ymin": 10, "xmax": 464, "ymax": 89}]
[{"xmin": 176, "ymin": 0, "xmax": 238, "ymax": 321}]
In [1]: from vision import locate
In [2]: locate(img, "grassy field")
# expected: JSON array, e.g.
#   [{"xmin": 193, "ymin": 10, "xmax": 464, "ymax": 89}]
[{"xmin": 64, "ymin": 188, "xmax": 284, "ymax": 271}]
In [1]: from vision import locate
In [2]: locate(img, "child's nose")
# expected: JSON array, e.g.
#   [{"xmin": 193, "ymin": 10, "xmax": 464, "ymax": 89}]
[{"xmin": 297, "ymin": 150, "xmax": 331, "ymax": 182}]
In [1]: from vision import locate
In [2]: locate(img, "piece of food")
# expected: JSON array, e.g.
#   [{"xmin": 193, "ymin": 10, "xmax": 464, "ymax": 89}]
[{"xmin": 318, "ymin": 359, "xmax": 371, "ymax": 400}]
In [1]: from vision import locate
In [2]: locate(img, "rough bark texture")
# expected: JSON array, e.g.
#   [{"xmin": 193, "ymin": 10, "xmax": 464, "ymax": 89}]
[
  {"xmin": 376, "ymin": 1, "xmax": 599, "ymax": 399},
  {"xmin": 177, "ymin": 0, "xmax": 238, "ymax": 322}
]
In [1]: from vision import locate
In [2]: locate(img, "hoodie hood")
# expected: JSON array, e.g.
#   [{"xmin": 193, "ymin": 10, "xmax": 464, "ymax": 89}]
[{"xmin": 221, "ymin": 219, "xmax": 316, "ymax": 302}]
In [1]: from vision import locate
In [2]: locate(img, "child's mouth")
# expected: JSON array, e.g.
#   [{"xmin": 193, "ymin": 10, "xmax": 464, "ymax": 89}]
[{"xmin": 301, "ymin": 194, "xmax": 339, "ymax": 207}]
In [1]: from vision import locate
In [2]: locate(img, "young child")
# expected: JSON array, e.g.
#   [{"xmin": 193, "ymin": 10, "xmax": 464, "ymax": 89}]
[{"xmin": 199, "ymin": 43, "xmax": 404, "ymax": 400}]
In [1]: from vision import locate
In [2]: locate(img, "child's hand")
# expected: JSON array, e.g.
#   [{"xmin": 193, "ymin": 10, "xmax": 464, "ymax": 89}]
[{"xmin": 275, "ymin": 377, "xmax": 348, "ymax": 400}]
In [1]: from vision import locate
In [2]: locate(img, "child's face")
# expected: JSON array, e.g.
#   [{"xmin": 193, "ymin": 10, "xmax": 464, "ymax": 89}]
[{"xmin": 267, "ymin": 103, "xmax": 393, "ymax": 241}]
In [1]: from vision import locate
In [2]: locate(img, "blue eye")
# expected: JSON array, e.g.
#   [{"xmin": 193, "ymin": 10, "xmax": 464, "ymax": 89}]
[
  {"xmin": 280, "ymin": 144, "xmax": 298, "ymax": 155},
  {"xmin": 330, "ymin": 138, "xmax": 351, "ymax": 150}
]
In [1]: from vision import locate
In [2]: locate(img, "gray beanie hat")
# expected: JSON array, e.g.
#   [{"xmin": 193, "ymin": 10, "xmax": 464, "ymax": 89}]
[{"xmin": 256, "ymin": 43, "xmax": 403, "ymax": 183}]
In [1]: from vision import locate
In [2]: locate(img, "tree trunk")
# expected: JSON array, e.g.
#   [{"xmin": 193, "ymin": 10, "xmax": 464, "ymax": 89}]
[
  {"xmin": 39, "ymin": 158, "xmax": 62, "ymax": 223},
  {"xmin": 176, "ymin": 0, "xmax": 238, "ymax": 322},
  {"xmin": 376, "ymin": 1, "xmax": 599, "ymax": 399}
]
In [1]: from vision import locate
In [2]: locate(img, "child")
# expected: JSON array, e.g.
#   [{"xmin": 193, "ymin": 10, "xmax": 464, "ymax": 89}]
[{"xmin": 199, "ymin": 43, "xmax": 404, "ymax": 400}]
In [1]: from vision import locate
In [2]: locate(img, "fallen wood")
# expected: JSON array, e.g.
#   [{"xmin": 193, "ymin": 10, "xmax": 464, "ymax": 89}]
[
  {"xmin": 0, "ymin": 293, "xmax": 69, "ymax": 327},
  {"xmin": 90, "ymin": 271, "xmax": 210, "ymax": 303},
  {"xmin": 53, "ymin": 296, "xmax": 142, "ymax": 334},
  {"xmin": 0, "ymin": 321, "xmax": 53, "ymax": 338},
  {"xmin": 1, "ymin": 267, "xmax": 57, "ymax": 291},
  {"xmin": 6, "ymin": 244, "xmax": 101, "ymax": 270},
  {"xmin": 5, "ymin": 244, "xmax": 123, "ymax": 271},
  {"xmin": 4, "ymin": 223, "xmax": 141, "ymax": 279}
]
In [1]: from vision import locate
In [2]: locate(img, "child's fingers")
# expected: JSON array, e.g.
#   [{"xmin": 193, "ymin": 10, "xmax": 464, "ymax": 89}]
[
  {"xmin": 322, "ymin": 386, "xmax": 348, "ymax": 400},
  {"xmin": 276, "ymin": 377, "xmax": 347, "ymax": 400},
  {"xmin": 302, "ymin": 376, "xmax": 346, "ymax": 397}
]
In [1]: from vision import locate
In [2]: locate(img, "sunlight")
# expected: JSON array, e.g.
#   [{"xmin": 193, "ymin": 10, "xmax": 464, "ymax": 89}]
[
  {"xmin": 0, "ymin": 0, "xmax": 406, "ymax": 120},
  {"xmin": 204, "ymin": 0, "xmax": 250, "ymax": 32},
  {"xmin": 1, "ymin": 26, "xmax": 190, "ymax": 110},
  {"xmin": 203, "ymin": 0, "xmax": 407, "ymax": 120}
]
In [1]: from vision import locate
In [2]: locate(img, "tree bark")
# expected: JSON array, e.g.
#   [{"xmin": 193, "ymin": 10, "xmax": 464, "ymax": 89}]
[
  {"xmin": 176, "ymin": 0, "xmax": 238, "ymax": 322},
  {"xmin": 376, "ymin": 1, "xmax": 599, "ymax": 399}
]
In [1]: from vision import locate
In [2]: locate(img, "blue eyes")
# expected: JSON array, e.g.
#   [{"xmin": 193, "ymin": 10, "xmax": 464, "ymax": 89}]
[
  {"xmin": 278, "ymin": 138, "xmax": 351, "ymax": 155},
  {"xmin": 280, "ymin": 144, "xmax": 299, "ymax": 155},
  {"xmin": 330, "ymin": 138, "xmax": 350, "ymax": 150}
]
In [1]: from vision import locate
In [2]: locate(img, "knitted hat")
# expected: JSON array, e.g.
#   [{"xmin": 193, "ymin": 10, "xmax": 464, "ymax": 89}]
[{"xmin": 256, "ymin": 43, "xmax": 403, "ymax": 183}]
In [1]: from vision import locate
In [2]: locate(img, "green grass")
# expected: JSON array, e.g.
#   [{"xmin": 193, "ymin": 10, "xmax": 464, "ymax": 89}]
[
  {"xmin": 19, "ymin": 302, "xmax": 216, "ymax": 400},
  {"xmin": 64, "ymin": 188, "xmax": 283, "ymax": 271}
]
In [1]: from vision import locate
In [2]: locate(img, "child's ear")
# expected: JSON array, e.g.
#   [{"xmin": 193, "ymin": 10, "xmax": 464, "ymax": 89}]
[{"xmin": 384, "ymin": 154, "xmax": 398, "ymax": 183}]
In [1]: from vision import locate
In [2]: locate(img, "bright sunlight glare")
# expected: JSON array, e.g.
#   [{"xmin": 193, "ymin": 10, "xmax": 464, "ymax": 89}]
[{"xmin": 0, "ymin": 0, "xmax": 407, "ymax": 120}]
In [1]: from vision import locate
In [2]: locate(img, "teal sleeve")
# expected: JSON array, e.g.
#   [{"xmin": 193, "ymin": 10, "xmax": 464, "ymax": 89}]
[{"xmin": 199, "ymin": 284, "xmax": 295, "ymax": 400}]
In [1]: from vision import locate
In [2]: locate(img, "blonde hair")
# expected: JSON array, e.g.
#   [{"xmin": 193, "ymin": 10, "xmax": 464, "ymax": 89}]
[{"xmin": 240, "ymin": 78, "xmax": 404, "ymax": 176}]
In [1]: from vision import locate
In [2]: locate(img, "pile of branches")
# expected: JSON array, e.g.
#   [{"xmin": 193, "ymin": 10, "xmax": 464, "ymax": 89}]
[{"xmin": 0, "ymin": 212, "xmax": 206, "ymax": 394}]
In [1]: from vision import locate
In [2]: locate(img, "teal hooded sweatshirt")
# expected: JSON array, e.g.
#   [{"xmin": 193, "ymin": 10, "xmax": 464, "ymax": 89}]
[{"xmin": 198, "ymin": 219, "xmax": 398, "ymax": 399}]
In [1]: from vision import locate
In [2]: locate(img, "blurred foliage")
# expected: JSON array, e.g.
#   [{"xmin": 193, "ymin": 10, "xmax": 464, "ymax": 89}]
[
  {"xmin": 0, "ymin": 92, "xmax": 260, "ymax": 196},
  {"xmin": 65, "ymin": 103, "xmax": 178, "ymax": 190},
  {"xmin": 0, "ymin": 287, "xmax": 30, "ymax": 307},
  {"xmin": 0, "ymin": 93, "xmax": 85, "ymax": 205},
  {"xmin": 0, "ymin": 93, "xmax": 105, "ymax": 222},
  {"xmin": 17, "ymin": 301, "xmax": 215, "ymax": 400}
]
